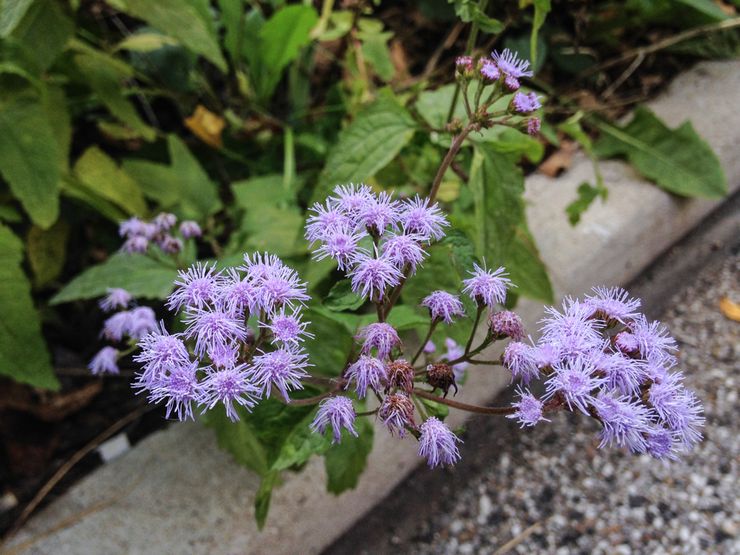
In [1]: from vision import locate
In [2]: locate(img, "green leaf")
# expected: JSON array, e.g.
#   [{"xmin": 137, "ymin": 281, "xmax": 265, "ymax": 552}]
[
  {"xmin": 386, "ymin": 305, "xmax": 430, "ymax": 331},
  {"xmin": 469, "ymin": 144, "xmax": 553, "ymax": 302},
  {"xmin": 594, "ymin": 107, "xmax": 727, "ymax": 198},
  {"xmin": 0, "ymin": 96, "xmax": 60, "ymax": 228},
  {"xmin": 115, "ymin": 32, "xmax": 180, "ymax": 52},
  {"xmin": 0, "ymin": 0, "xmax": 34, "ymax": 38},
  {"xmin": 416, "ymin": 83, "xmax": 467, "ymax": 129},
  {"xmin": 449, "ymin": 0, "xmax": 504, "ymax": 33},
  {"xmin": 565, "ymin": 181, "xmax": 608, "ymax": 225},
  {"xmin": 7, "ymin": 0, "xmax": 73, "ymax": 74},
  {"xmin": 474, "ymin": 127, "xmax": 544, "ymax": 163},
  {"xmin": 60, "ymin": 175, "xmax": 128, "ymax": 223},
  {"xmin": 358, "ymin": 19, "xmax": 394, "ymax": 81},
  {"xmin": 73, "ymin": 147, "xmax": 147, "ymax": 216},
  {"xmin": 0, "ymin": 224, "xmax": 58, "ymax": 389},
  {"xmin": 419, "ymin": 396, "xmax": 449, "ymax": 420},
  {"xmin": 303, "ymin": 306, "xmax": 356, "ymax": 376},
  {"xmin": 271, "ymin": 408, "xmax": 331, "ymax": 471},
  {"xmin": 254, "ymin": 470, "xmax": 278, "ymax": 530},
  {"xmin": 324, "ymin": 417, "xmax": 373, "ymax": 494},
  {"xmin": 27, "ymin": 219, "xmax": 69, "ymax": 288},
  {"xmin": 108, "ymin": 0, "xmax": 226, "ymax": 71},
  {"xmin": 324, "ymin": 279, "xmax": 365, "ymax": 312},
  {"xmin": 73, "ymin": 52, "xmax": 156, "ymax": 141},
  {"xmin": 314, "ymin": 96, "xmax": 417, "ymax": 202},
  {"xmin": 123, "ymin": 135, "xmax": 222, "ymax": 220},
  {"xmin": 202, "ymin": 404, "xmax": 270, "ymax": 476},
  {"xmin": 50, "ymin": 252, "xmax": 178, "ymax": 305},
  {"xmin": 527, "ymin": 0, "xmax": 551, "ymax": 69}
]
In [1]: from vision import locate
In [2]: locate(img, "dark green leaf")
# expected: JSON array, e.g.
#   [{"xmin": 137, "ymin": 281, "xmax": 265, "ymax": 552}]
[
  {"xmin": 449, "ymin": 0, "xmax": 504, "ymax": 33},
  {"xmin": 415, "ymin": 83, "xmax": 466, "ymax": 129},
  {"xmin": 303, "ymin": 306, "xmax": 357, "ymax": 376},
  {"xmin": 594, "ymin": 107, "xmax": 727, "ymax": 198},
  {"xmin": 324, "ymin": 280, "xmax": 365, "ymax": 312},
  {"xmin": 50, "ymin": 252, "xmax": 178, "ymax": 305},
  {"xmin": 27, "ymin": 220, "xmax": 69, "ymax": 287},
  {"xmin": 0, "ymin": 224, "xmax": 58, "ymax": 389},
  {"xmin": 324, "ymin": 417, "xmax": 373, "ymax": 494},
  {"xmin": 0, "ymin": 97, "xmax": 60, "ymax": 228},
  {"xmin": 358, "ymin": 19, "xmax": 394, "ymax": 81},
  {"xmin": 8, "ymin": 0, "xmax": 73, "ymax": 74},
  {"xmin": 271, "ymin": 408, "xmax": 331, "ymax": 471},
  {"xmin": 0, "ymin": 0, "xmax": 35, "ymax": 38},
  {"xmin": 420, "ymin": 396, "xmax": 450, "ymax": 420},
  {"xmin": 565, "ymin": 181, "xmax": 608, "ymax": 225},
  {"xmin": 254, "ymin": 470, "xmax": 278, "ymax": 530}
]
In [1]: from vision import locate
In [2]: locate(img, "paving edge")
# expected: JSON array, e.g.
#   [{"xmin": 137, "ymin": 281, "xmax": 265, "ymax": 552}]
[{"xmin": 7, "ymin": 60, "xmax": 740, "ymax": 555}]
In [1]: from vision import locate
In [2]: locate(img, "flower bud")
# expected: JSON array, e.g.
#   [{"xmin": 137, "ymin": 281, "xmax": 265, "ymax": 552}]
[
  {"xmin": 387, "ymin": 359, "xmax": 415, "ymax": 393},
  {"xmin": 426, "ymin": 363, "xmax": 457, "ymax": 397},
  {"xmin": 455, "ymin": 55, "xmax": 475, "ymax": 80},
  {"xmin": 379, "ymin": 393, "xmax": 415, "ymax": 436},
  {"xmin": 489, "ymin": 310, "xmax": 525, "ymax": 341}
]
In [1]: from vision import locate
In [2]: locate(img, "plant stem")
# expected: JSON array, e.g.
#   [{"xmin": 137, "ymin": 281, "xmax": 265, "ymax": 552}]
[
  {"xmin": 467, "ymin": 359, "xmax": 503, "ymax": 365},
  {"xmin": 464, "ymin": 305, "xmax": 484, "ymax": 354},
  {"xmin": 412, "ymin": 320, "xmax": 438, "ymax": 365},
  {"xmin": 413, "ymin": 389, "xmax": 514, "ymax": 415},
  {"xmin": 428, "ymin": 124, "xmax": 474, "ymax": 203},
  {"xmin": 286, "ymin": 391, "xmax": 334, "ymax": 406}
]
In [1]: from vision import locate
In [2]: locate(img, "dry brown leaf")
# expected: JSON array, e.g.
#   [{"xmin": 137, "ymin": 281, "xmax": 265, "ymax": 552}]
[
  {"xmin": 184, "ymin": 105, "xmax": 225, "ymax": 149},
  {"xmin": 539, "ymin": 140, "xmax": 578, "ymax": 177},
  {"xmin": 719, "ymin": 297, "xmax": 740, "ymax": 322}
]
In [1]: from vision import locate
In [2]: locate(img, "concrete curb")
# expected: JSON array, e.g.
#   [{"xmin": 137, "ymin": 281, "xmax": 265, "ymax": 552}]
[{"xmin": 8, "ymin": 60, "xmax": 740, "ymax": 555}]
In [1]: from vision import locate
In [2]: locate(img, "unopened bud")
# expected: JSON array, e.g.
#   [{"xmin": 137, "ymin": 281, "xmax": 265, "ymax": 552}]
[{"xmin": 489, "ymin": 310, "xmax": 525, "ymax": 341}]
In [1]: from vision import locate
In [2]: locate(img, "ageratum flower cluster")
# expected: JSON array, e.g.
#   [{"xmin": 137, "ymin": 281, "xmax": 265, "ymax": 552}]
[
  {"xmin": 119, "ymin": 212, "xmax": 201, "ymax": 254},
  {"xmin": 503, "ymin": 288, "xmax": 704, "ymax": 459}
]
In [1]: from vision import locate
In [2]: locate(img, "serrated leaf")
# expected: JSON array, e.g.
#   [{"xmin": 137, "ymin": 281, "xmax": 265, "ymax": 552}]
[
  {"xmin": 594, "ymin": 107, "xmax": 727, "ymax": 199},
  {"xmin": 50, "ymin": 252, "xmax": 178, "ymax": 305},
  {"xmin": 313, "ymin": 96, "xmax": 417, "ymax": 203},
  {"xmin": 0, "ymin": 97, "xmax": 60, "ymax": 228},
  {"xmin": 469, "ymin": 144, "xmax": 553, "ymax": 302},
  {"xmin": 123, "ymin": 135, "xmax": 222, "ymax": 220},
  {"xmin": 324, "ymin": 417, "xmax": 373, "ymax": 494},
  {"xmin": 27, "ymin": 219, "xmax": 69, "ymax": 288},
  {"xmin": 0, "ymin": 224, "xmax": 58, "ymax": 389},
  {"xmin": 73, "ymin": 147, "xmax": 147, "ymax": 216},
  {"xmin": 108, "ymin": 0, "xmax": 226, "ymax": 71}
]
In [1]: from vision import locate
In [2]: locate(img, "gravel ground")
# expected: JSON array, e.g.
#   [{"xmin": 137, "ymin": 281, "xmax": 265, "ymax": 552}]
[{"xmin": 327, "ymin": 242, "xmax": 739, "ymax": 554}]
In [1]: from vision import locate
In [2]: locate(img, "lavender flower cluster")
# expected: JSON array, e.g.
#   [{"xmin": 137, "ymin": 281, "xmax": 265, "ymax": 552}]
[
  {"xmin": 119, "ymin": 212, "xmax": 201, "ymax": 254},
  {"xmin": 455, "ymin": 48, "xmax": 542, "ymax": 135},
  {"xmin": 503, "ymin": 288, "xmax": 705, "ymax": 460}
]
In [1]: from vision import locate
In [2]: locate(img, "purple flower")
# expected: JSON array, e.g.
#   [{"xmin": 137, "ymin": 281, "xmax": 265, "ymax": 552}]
[
  {"xmin": 424, "ymin": 340, "xmax": 436, "ymax": 354},
  {"xmin": 167, "ymin": 263, "xmax": 221, "ymax": 312},
  {"xmin": 526, "ymin": 117, "xmax": 541, "ymax": 136},
  {"xmin": 443, "ymin": 338, "xmax": 468, "ymax": 381},
  {"xmin": 148, "ymin": 360, "xmax": 201, "ymax": 421},
  {"xmin": 199, "ymin": 365, "xmax": 260, "ymax": 422},
  {"xmin": 421, "ymin": 291, "xmax": 465, "ymax": 324},
  {"xmin": 511, "ymin": 92, "xmax": 541, "ymax": 114},
  {"xmin": 589, "ymin": 350, "xmax": 644, "ymax": 396},
  {"xmin": 183, "ymin": 305, "xmax": 246, "ymax": 356},
  {"xmin": 128, "ymin": 306, "xmax": 158, "ymax": 339},
  {"xmin": 381, "ymin": 233, "xmax": 426, "ymax": 272},
  {"xmin": 345, "ymin": 355, "xmax": 387, "ymax": 398},
  {"xmin": 585, "ymin": 286, "xmax": 641, "ymax": 324},
  {"xmin": 311, "ymin": 396, "xmax": 358, "ymax": 443},
  {"xmin": 328, "ymin": 183, "xmax": 375, "ymax": 215},
  {"xmin": 545, "ymin": 357, "xmax": 604, "ymax": 415},
  {"xmin": 592, "ymin": 392, "xmax": 651, "ymax": 452},
  {"xmin": 491, "ymin": 48, "xmax": 533, "ymax": 79},
  {"xmin": 89, "ymin": 346, "xmax": 120, "ymax": 375},
  {"xmin": 629, "ymin": 315, "xmax": 678, "ymax": 365},
  {"xmin": 489, "ymin": 310, "xmax": 525, "ymax": 340},
  {"xmin": 250, "ymin": 346, "xmax": 310, "ymax": 401},
  {"xmin": 462, "ymin": 263, "xmax": 511, "ymax": 307},
  {"xmin": 262, "ymin": 307, "xmax": 313, "ymax": 345},
  {"xmin": 207, "ymin": 342, "xmax": 240, "ymax": 369},
  {"xmin": 305, "ymin": 202, "xmax": 350, "ymax": 244},
  {"xmin": 532, "ymin": 342, "xmax": 561, "ymax": 369},
  {"xmin": 648, "ymin": 373, "xmax": 704, "ymax": 448},
  {"xmin": 103, "ymin": 311, "xmax": 133, "ymax": 342},
  {"xmin": 240, "ymin": 252, "xmax": 285, "ymax": 283},
  {"xmin": 504, "ymin": 74, "xmax": 522, "ymax": 91},
  {"xmin": 99, "ymin": 288, "xmax": 133, "ymax": 312},
  {"xmin": 614, "ymin": 330, "xmax": 639, "ymax": 356},
  {"xmin": 157, "ymin": 235, "xmax": 183, "ymax": 254},
  {"xmin": 119, "ymin": 217, "xmax": 148, "ymax": 238},
  {"xmin": 455, "ymin": 55, "xmax": 474, "ymax": 71},
  {"xmin": 313, "ymin": 225, "xmax": 366, "ymax": 270},
  {"xmin": 645, "ymin": 428, "xmax": 678, "ymax": 460},
  {"xmin": 358, "ymin": 191, "xmax": 400, "ymax": 234},
  {"xmin": 399, "ymin": 196, "xmax": 449, "ymax": 242},
  {"xmin": 134, "ymin": 324, "xmax": 190, "ymax": 385},
  {"xmin": 349, "ymin": 251, "xmax": 403, "ymax": 300},
  {"xmin": 507, "ymin": 388, "xmax": 547, "ymax": 427},
  {"xmin": 356, "ymin": 322, "xmax": 401, "ymax": 359},
  {"xmin": 179, "ymin": 220, "xmax": 202, "ymax": 239},
  {"xmin": 418, "ymin": 417, "xmax": 462, "ymax": 468},
  {"xmin": 503, "ymin": 341, "xmax": 538, "ymax": 383},
  {"xmin": 220, "ymin": 268, "xmax": 259, "ymax": 317},
  {"xmin": 122, "ymin": 235, "xmax": 149, "ymax": 254},
  {"xmin": 480, "ymin": 59, "xmax": 500, "ymax": 81},
  {"xmin": 378, "ymin": 393, "xmax": 415, "ymax": 437},
  {"xmin": 153, "ymin": 212, "xmax": 177, "ymax": 231},
  {"xmin": 540, "ymin": 298, "xmax": 603, "ymax": 355},
  {"xmin": 258, "ymin": 264, "xmax": 310, "ymax": 312}
]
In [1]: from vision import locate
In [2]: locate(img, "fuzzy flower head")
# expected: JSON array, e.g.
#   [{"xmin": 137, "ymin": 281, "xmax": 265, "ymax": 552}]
[
  {"xmin": 418, "ymin": 417, "xmax": 462, "ymax": 468},
  {"xmin": 645, "ymin": 428, "xmax": 678, "ymax": 460},
  {"xmin": 311, "ymin": 396, "xmax": 358, "ymax": 444},
  {"xmin": 462, "ymin": 263, "xmax": 511, "ymax": 307},
  {"xmin": 345, "ymin": 355, "xmax": 387, "ymax": 398},
  {"xmin": 313, "ymin": 225, "xmax": 366, "ymax": 270},
  {"xmin": 378, "ymin": 393, "xmax": 415, "ymax": 437},
  {"xmin": 148, "ymin": 360, "xmax": 201, "ymax": 421},
  {"xmin": 153, "ymin": 212, "xmax": 177, "ymax": 232},
  {"xmin": 258, "ymin": 264, "xmax": 310, "ymax": 312},
  {"xmin": 119, "ymin": 217, "xmax": 149, "ymax": 238},
  {"xmin": 421, "ymin": 291, "xmax": 465, "ymax": 324},
  {"xmin": 629, "ymin": 315, "xmax": 678, "ymax": 365},
  {"xmin": 387, "ymin": 359, "xmax": 415, "ymax": 393},
  {"xmin": 157, "ymin": 235, "xmax": 183, "ymax": 255},
  {"xmin": 489, "ymin": 310, "xmax": 525, "ymax": 341},
  {"xmin": 127, "ymin": 306, "xmax": 158, "ymax": 339},
  {"xmin": 455, "ymin": 55, "xmax": 474, "ymax": 72},
  {"xmin": 134, "ymin": 323, "xmax": 190, "ymax": 383},
  {"xmin": 527, "ymin": 117, "xmax": 541, "ymax": 136},
  {"xmin": 305, "ymin": 201, "xmax": 350, "ymax": 244},
  {"xmin": 540, "ymin": 298, "xmax": 603, "ymax": 355},
  {"xmin": 491, "ymin": 48, "xmax": 533, "ymax": 79},
  {"xmin": 99, "ymin": 288, "xmax": 132, "ymax": 312},
  {"xmin": 480, "ymin": 59, "xmax": 500, "ymax": 81},
  {"xmin": 122, "ymin": 235, "xmax": 149, "ymax": 254},
  {"xmin": 507, "ymin": 388, "xmax": 548, "ymax": 428},
  {"xmin": 381, "ymin": 233, "xmax": 426, "ymax": 272},
  {"xmin": 592, "ymin": 392, "xmax": 651, "ymax": 452},
  {"xmin": 329, "ymin": 183, "xmax": 375, "ymax": 215},
  {"xmin": 357, "ymin": 322, "xmax": 401, "ymax": 359},
  {"xmin": 511, "ymin": 91, "xmax": 541, "ymax": 114},
  {"xmin": 183, "ymin": 305, "xmax": 246, "ymax": 356},
  {"xmin": 545, "ymin": 357, "xmax": 605, "ymax": 415},
  {"xmin": 250, "ymin": 346, "xmax": 310, "ymax": 402},
  {"xmin": 503, "ymin": 341, "xmax": 538, "ymax": 384},
  {"xmin": 589, "ymin": 350, "xmax": 644, "ymax": 397},
  {"xmin": 89, "ymin": 346, "xmax": 120, "ymax": 375},
  {"xmin": 239, "ymin": 252, "xmax": 285, "ymax": 283},
  {"xmin": 220, "ymin": 268, "xmax": 259, "ymax": 317},
  {"xmin": 262, "ymin": 307, "xmax": 313, "ymax": 345},
  {"xmin": 103, "ymin": 311, "xmax": 133, "ymax": 342},
  {"xmin": 167, "ymin": 263, "xmax": 221, "ymax": 312},
  {"xmin": 207, "ymin": 342, "xmax": 239, "ymax": 369},
  {"xmin": 399, "ymin": 196, "xmax": 449, "ymax": 242},
  {"xmin": 358, "ymin": 191, "xmax": 401, "ymax": 234},
  {"xmin": 585, "ymin": 286, "xmax": 641, "ymax": 324},
  {"xmin": 200, "ymin": 365, "xmax": 260, "ymax": 421},
  {"xmin": 179, "ymin": 220, "xmax": 202, "ymax": 239},
  {"xmin": 443, "ymin": 337, "xmax": 469, "ymax": 381},
  {"xmin": 349, "ymin": 251, "xmax": 403, "ymax": 300}
]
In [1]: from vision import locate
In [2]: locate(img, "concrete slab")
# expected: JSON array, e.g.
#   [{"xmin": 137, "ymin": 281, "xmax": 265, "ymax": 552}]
[{"xmin": 6, "ymin": 60, "xmax": 740, "ymax": 555}]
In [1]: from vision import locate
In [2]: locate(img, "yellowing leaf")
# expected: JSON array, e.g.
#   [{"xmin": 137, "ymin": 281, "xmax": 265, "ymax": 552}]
[
  {"xmin": 184, "ymin": 105, "xmax": 225, "ymax": 149},
  {"xmin": 719, "ymin": 297, "xmax": 740, "ymax": 322}
]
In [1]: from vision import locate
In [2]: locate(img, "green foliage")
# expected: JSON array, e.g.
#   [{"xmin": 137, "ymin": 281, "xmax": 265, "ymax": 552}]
[
  {"xmin": 565, "ymin": 182, "xmax": 608, "ymax": 225},
  {"xmin": 27, "ymin": 219, "xmax": 69, "ymax": 288},
  {"xmin": 594, "ymin": 107, "xmax": 727, "ymax": 199},
  {"xmin": 449, "ymin": 0, "xmax": 504, "ymax": 33},
  {"xmin": 324, "ymin": 280, "xmax": 365, "ymax": 312},
  {"xmin": 324, "ymin": 417, "xmax": 374, "ymax": 494},
  {"xmin": 0, "ymin": 224, "xmax": 58, "ymax": 389}
]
